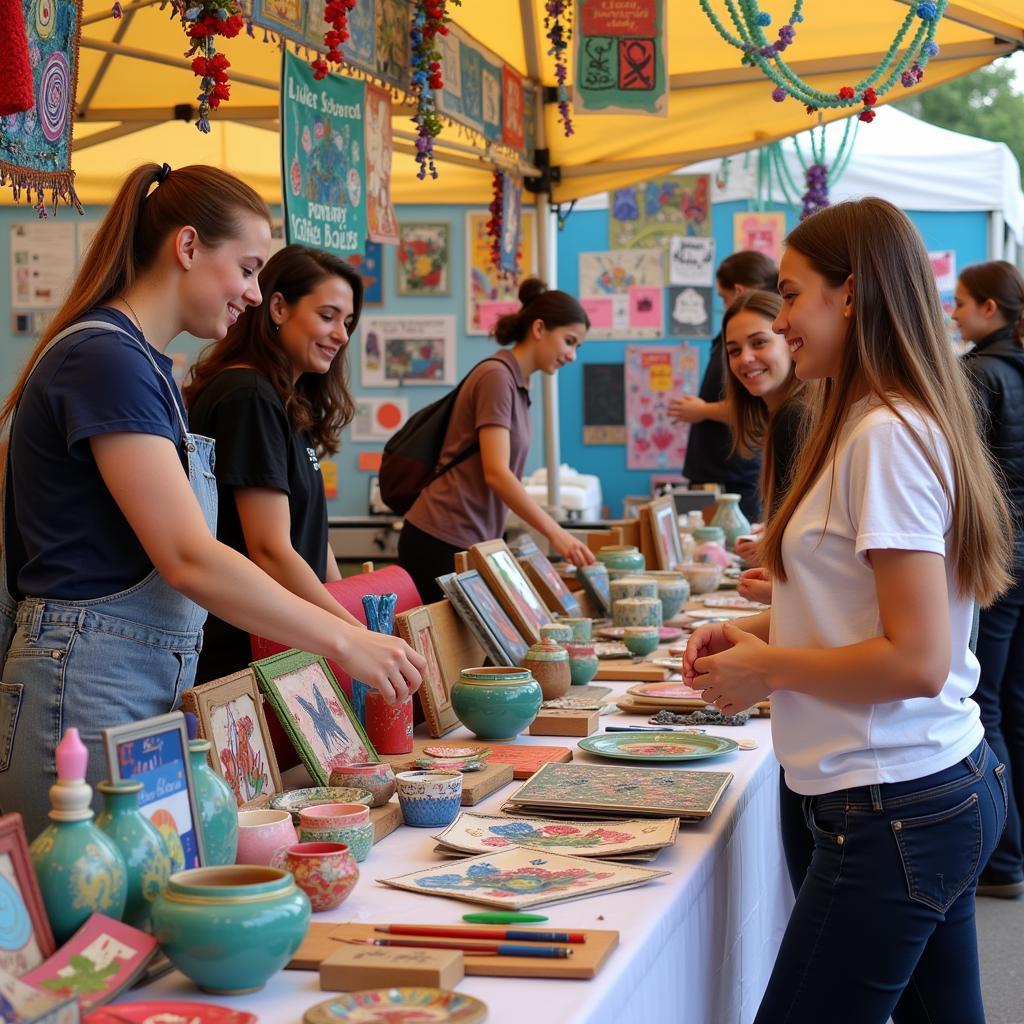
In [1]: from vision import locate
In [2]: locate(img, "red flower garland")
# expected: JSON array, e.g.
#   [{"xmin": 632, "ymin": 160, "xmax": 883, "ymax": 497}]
[
  {"xmin": 487, "ymin": 170, "xmax": 504, "ymax": 272},
  {"xmin": 311, "ymin": 0, "xmax": 357, "ymax": 81},
  {"xmin": 180, "ymin": 1, "xmax": 244, "ymax": 132}
]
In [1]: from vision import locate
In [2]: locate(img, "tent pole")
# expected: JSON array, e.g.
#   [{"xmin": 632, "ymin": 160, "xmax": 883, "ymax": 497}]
[{"xmin": 989, "ymin": 210, "xmax": 1006, "ymax": 262}]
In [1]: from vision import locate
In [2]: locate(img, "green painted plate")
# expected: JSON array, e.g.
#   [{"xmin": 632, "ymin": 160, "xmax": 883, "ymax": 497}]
[{"xmin": 578, "ymin": 731, "xmax": 739, "ymax": 762}]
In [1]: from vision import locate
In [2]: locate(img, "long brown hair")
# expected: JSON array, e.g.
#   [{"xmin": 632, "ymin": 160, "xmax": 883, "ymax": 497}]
[
  {"xmin": 958, "ymin": 260, "xmax": 1024, "ymax": 346},
  {"xmin": 0, "ymin": 163, "xmax": 270, "ymax": 437},
  {"xmin": 760, "ymin": 198, "xmax": 1012, "ymax": 605},
  {"xmin": 184, "ymin": 245, "xmax": 362, "ymax": 455},
  {"xmin": 721, "ymin": 290, "xmax": 808, "ymax": 514}
]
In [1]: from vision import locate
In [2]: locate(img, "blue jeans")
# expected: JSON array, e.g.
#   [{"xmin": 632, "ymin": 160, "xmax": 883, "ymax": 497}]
[
  {"xmin": 973, "ymin": 579, "xmax": 1024, "ymax": 883},
  {"xmin": 757, "ymin": 740, "xmax": 1007, "ymax": 1024}
]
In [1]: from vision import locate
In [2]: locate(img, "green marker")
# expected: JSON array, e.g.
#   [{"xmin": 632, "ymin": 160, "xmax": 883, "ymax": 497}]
[{"xmin": 462, "ymin": 911, "xmax": 550, "ymax": 924}]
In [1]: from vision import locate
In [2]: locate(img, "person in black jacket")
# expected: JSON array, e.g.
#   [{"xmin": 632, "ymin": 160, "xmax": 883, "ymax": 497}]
[{"xmin": 955, "ymin": 260, "xmax": 1024, "ymax": 898}]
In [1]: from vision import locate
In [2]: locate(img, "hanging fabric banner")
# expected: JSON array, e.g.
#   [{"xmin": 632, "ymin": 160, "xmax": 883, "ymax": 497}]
[
  {"xmin": 364, "ymin": 83, "xmax": 399, "ymax": 244},
  {"xmin": 281, "ymin": 50, "xmax": 366, "ymax": 256},
  {"xmin": 0, "ymin": 0, "xmax": 83, "ymax": 212},
  {"xmin": 573, "ymin": 0, "xmax": 668, "ymax": 117},
  {"xmin": 501, "ymin": 66, "xmax": 525, "ymax": 151},
  {"xmin": 499, "ymin": 173, "xmax": 522, "ymax": 277}
]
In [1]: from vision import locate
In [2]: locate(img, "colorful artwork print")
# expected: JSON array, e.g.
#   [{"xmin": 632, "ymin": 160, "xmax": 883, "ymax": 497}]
[
  {"xmin": 374, "ymin": 0, "xmax": 411, "ymax": 89},
  {"xmin": 360, "ymin": 316, "xmax": 456, "ymax": 387},
  {"xmin": 609, "ymin": 174, "xmax": 712, "ymax": 251},
  {"xmin": 487, "ymin": 549, "xmax": 551, "ymax": 633},
  {"xmin": 396, "ymin": 223, "xmax": 449, "ymax": 295},
  {"xmin": 455, "ymin": 571, "xmax": 529, "ymax": 665},
  {"xmin": 520, "ymin": 550, "xmax": 581, "ymax": 616},
  {"xmin": 625, "ymin": 344, "xmax": 700, "ymax": 470},
  {"xmin": 0, "ymin": 826, "xmax": 50, "ymax": 976},
  {"xmin": 84, "ymin": 1003, "xmax": 258, "ymax": 1024},
  {"xmin": 502, "ymin": 66, "xmax": 525, "ymax": 150},
  {"xmin": 364, "ymin": 83, "xmax": 398, "ymax": 245},
  {"xmin": 733, "ymin": 211, "xmax": 786, "ymax": 264},
  {"xmin": 466, "ymin": 210, "xmax": 536, "ymax": 335},
  {"xmin": 347, "ymin": 240, "xmax": 383, "ymax": 305},
  {"xmin": 210, "ymin": 694, "xmax": 273, "ymax": 805},
  {"xmin": 379, "ymin": 847, "xmax": 668, "ymax": 909}
]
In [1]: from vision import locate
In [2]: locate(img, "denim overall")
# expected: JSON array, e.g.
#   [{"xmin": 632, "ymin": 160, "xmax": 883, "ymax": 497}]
[{"xmin": 0, "ymin": 322, "xmax": 217, "ymax": 840}]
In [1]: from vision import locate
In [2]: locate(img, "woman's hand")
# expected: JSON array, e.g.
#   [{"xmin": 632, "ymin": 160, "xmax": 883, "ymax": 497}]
[
  {"xmin": 689, "ymin": 622, "xmax": 772, "ymax": 714},
  {"xmin": 738, "ymin": 567, "xmax": 773, "ymax": 604},
  {"xmin": 734, "ymin": 536, "xmax": 761, "ymax": 566},
  {"xmin": 341, "ymin": 628, "xmax": 425, "ymax": 704},
  {"xmin": 668, "ymin": 395, "xmax": 708, "ymax": 424},
  {"xmin": 682, "ymin": 622, "xmax": 740, "ymax": 683},
  {"xmin": 548, "ymin": 527, "xmax": 596, "ymax": 567}
]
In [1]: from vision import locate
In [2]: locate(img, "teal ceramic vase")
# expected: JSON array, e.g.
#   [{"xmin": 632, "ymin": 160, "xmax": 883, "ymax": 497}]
[
  {"xmin": 710, "ymin": 494, "xmax": 751, "ymax": 552},
  {"xmin": 564, "ymin": 643, "xmax": 599, "ymax": 686},
  {"xmin": 151, "ymin": 865, "xmax": 310, "ymax": 994},
  {"xmin": 452, "ymin": 667, "xmax": 543, "ymax": 740},
  {"xmin": 188, "ymin": 740, "xmax": 239, "ymax": 867},
  {"xmin": 595, "ymin": 545, "xmax": 645, "ymax": 572},
  {"xmin": 29, "ymin": 729, "xmax": 128, "ymax": 944},
  {"xmin": 520, "ymin": 641, "xmax": 572, "ymax": 701},
  {"xmin": 96, "ymin": 780, "xmax": 171, "ymax": 932}
]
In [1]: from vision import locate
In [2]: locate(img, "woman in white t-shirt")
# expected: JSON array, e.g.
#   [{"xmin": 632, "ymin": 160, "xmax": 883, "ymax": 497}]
[{"xmin": 684, "ymin": 197, "xmax": 1011, "ymax": 1023}]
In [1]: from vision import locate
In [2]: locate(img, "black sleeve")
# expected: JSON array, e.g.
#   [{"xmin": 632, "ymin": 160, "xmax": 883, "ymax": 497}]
[
  {"xmin": 961, "ymin": 357, "xmax": 1000, "ymax": 448},
  {"xmin": 770, "ymin": 400, "xmax": 805, "ymax": 505},
  {"xmin": 205, "ymin": 385, "xmax": 292, "ymax": 493}
]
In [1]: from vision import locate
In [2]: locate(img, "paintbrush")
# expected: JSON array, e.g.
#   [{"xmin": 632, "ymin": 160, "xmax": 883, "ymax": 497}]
[{"xmin": 343, "ymin": 937, "xmax": 571, "ymax": 958}]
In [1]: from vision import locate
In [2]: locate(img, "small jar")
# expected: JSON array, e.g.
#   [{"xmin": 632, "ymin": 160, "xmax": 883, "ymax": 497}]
[
  {"xmin": 564, "ymin": 643, "xmax": 599, "ymax": 686},
  {"xmin": 520, "ymin": 641, "xmax": 572, "ymax": 701}
]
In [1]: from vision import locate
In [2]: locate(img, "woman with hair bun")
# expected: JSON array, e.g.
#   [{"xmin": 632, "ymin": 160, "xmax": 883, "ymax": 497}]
[
  {"xmin": 398, "ymin": 277, "xmax": 595, "ymax": 604},
  {"xmin": 954, "ymin": 259, "xmax": 1024, "ymax": 899}
]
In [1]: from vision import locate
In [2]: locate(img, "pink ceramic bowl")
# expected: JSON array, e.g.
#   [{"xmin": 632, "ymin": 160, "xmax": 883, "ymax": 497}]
[
  {"xmin": 235, "ymin": 808, "xmax": 298, "ymax": 866},
  {"xmin": 272, "ymin": 841, "xmax": 359, "ymax": 912},
  {"xmin": 298, "ymin": 802, "xmax": 371, "ymax": 831}
]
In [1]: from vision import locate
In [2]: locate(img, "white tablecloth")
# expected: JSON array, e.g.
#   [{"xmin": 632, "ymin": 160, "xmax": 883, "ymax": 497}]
[{"xmin": 126, "ymin": 680, "xmax": 794, "ymax": 1024}]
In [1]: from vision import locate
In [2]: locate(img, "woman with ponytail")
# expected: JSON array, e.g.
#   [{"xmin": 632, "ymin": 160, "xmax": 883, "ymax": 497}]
[
  {"xmin": 398, "ymin": 277, "xmax": 595, "ymax": 604},
  {"xmin": 954, "ymin": 260, "xmax": 1024, "ymax": 899},
  {"xmin": 0, "ymin": 164, "xmax": 423, "ymax": 838}
]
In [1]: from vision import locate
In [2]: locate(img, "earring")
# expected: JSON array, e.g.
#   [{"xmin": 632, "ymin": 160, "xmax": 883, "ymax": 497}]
[{"xmin": 272, "ymin": 321, "xmax": 280, "ymax": 332}]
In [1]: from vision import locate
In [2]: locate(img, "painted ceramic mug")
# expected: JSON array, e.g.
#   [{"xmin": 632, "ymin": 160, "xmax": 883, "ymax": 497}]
[
  {"xmin": 395, "ymin": 770, "xmax": 463, "ymax": 828},
  {"xmin": 329, "ymin": 762, "xmax": 397, "ymax": 808},
  {"xmin": 271, "ymin": 841, "xmax": 359, "ymax": 912},
  {"xmin": 564, "ymin": 642, "xmax": 599, "ymax": 686},
  {"xmin": 235, "ymin": 808, "xmax": 298, "ymax": 867},
  {"xmin": 364, "ymin": 691, "xmax": 414, "ymax": 755}
]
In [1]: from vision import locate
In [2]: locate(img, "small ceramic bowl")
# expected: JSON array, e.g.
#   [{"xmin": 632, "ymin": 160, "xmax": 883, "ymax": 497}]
[
  {"xmin": 271, "ymin": 841, "xmax": 359, "ymax": 912},
  {"xmin": 557, "ymin": 617, "xmax": 593, "ymax": 643},
  {"xmin": 539, "ymin": 623, "xmax": 573, "ymax": 646},
  {"xmin": 679, "ymin": 562, "xmax": 723, "ymax": 595},
  {"xmin": 328, "ymin": 764, "xmax": 396, "ymax": 808},
  {"xmin": 298, "ymin": 802, "xmax": 370, "ymax": 832},
  {"xmin": 622, "ymin": 626, "xmax": 660, "ymax": 657},
  {"xmin": 270, "ymin": 787, "xmax": 373, "ymax": 822},
  {"xmin": 299, "ymin": 820, "xmax": 374, "ymax": 863},
  {"xmin": 235, "ymin": 809, "xmax": 298, "ymax": 867},
  {"xmin": 395, "ymin": 770, "xmax": 464, "ymax": 828},
  {"xmin": 610, "ymin": 576, "xmax": 658, "ymax": 602}
]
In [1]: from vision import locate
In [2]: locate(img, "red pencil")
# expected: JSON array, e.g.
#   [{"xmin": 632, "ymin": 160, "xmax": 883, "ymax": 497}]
[
  {"xmin": 369, "ymin": 937, "xmax": 571, "ymax": 958},
  {"xmin": 377, "ymin": 924, "xmax": 587, "ymax": 944}
]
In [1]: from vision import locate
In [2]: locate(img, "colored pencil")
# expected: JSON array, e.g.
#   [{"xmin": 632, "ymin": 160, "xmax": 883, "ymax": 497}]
[
  {"xmin": 368, "ymin": 938, "xmax": 571, "ymax": 958},
  {"xmin": 377, "ymin": 924, "xmax": 586, "ymax": 944},
  {"xmin": 462, "ymin": 911, "xmax": 549, "ymax": 924}
]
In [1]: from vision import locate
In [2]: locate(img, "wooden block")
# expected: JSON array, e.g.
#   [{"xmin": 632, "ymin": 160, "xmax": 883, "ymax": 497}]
[
  {"xmin": 320, "ymin": 944, "xmax": 464, "ymax": 991},
  {"xmin": 594, "ymin": 663, "xmax": 671, "ymax": 682},
  {"xmin": 484, "ymin": 743, "xmax": 574, "ymax": 779},
  {"xmin": 289, "ymin": 922, "xmax": 344, "ymax": 970},
  {"xmin": 529, "ymin": 708, "xmax": 600, "ymax": 737},
  {"xmin": 380, "ymin": 739, "xmax": 515, "ymax": 804},
  {"xmin": 453, "ymin": 550, "xmax": 470, "ymax": 574},
  {"xmin": 606, "ymin": 518, "xmax": 641, "ymax": 549},
  {"xmin": 584, "ymin": 528, "xmax": 622, "ymax": 554},
  {"xmin": 370, "ymin": 799, "xmax": 403, "ymax": 843}
]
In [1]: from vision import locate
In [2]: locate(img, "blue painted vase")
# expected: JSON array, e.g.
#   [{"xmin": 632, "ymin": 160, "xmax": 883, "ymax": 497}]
[
  {"xmin": 152, "ymin": 865, "xmax": 310, "ymax": 994},
  {"xmin": 452, "ymin": 667, "xmax": 543, "ymax": 740},
  {"xmin": 96, "ymin": 780, "xmax": 171, "ymax": 932},
  {"xmin": 188, "ymin": 740, "xmax": 238, "ymax": 867}
]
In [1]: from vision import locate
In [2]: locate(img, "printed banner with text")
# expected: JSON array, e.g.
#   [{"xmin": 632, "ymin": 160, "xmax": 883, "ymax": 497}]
[{"xmin": 281, "ymin": 50, "xmax": 366, "ymax": 256}]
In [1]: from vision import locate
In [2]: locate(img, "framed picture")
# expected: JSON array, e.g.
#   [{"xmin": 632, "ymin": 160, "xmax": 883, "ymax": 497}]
[
  {"xmin": 513, "ymin": 538, "xmax": 582, "ymax": 617},
  {"xmin": 469, "ymin": 540, "xmax": 553, "ymax": 645},
  {"xmin": 396, "ymin": 222, "xmax": 450, "ymax": 296},
  {"xmin": 437, "ymin": 570, "xmax": 528, "ymax": 667},
  {"xmin": 180, "ymin": 669, "xmax": 283, "ymax": 808},
  {"xmin": 394, "ymin": 603, "xmax": 461, "ymax": 737},
  {"xmin": 103, "ymin": 712, "xmax": 205, "ymax": 870},
  {"xmin": 0, "ymin": 812, "xmax": 55, "ymax": 975},
  {"xmin": 252, "ymin": 649, "xmax": 379, "ymax": 786},
  {"xmin": 648, "ymin": 496, "xmax": 686, "ymax": 571},
  {"xmin": 577, "ymin": 563, "xmax": 611, "ymax": 617}
]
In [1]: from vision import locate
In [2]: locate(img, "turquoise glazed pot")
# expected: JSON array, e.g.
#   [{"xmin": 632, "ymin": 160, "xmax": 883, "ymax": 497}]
[
  {"xmin": 646, "ymin": 571, "xmax": 691, "ymax": 621},
  {"xmin": 564, "ymin": 643, "xmax": 599, "ymax": 686},
  {"xmin": 452, "ymin": 667, "xmax": 543, "ymax": 740},
  {"xmin": 189, "ymin": 740, "xmax": 239, "ymax": 867},
  {"xmin": 622, "ymin": 627, "xmax": 660, "ymax": 656},
  {"xmin": 610, "ymin": 576, "xmax": 658, "ymax": 603},
  {"xmin": 711, "ymin": 493, "xmax": 752, "ymax": 552},
  {"xmin": 96, "ymin": 780, "xmax": 171, "ymax": 932},
  {"xmin": 152, "ymin": 865, "xmax": 310, "ymax": 994},
  {"xmin": 595, "ymin": 545, "xmax": 645, "ymax": 572},
  {"xmin": 612, "ymin": 596, "xmax": 662, "ymax": 628},
  {"xmin": 693, "ymin": 525, "xmax": 727, "ymax": 548},
  {"xmin": 557, "ymin": 617, "xmax": 592, "ymax": 643}
]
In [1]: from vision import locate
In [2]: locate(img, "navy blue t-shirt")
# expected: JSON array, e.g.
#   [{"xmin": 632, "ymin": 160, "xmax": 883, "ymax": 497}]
[{"xmin": 6, "ymin": 307, "xmax": 188, "ymax": 600}]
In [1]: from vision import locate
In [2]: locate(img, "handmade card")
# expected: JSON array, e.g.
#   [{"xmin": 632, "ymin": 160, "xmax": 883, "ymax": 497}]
[
  {"xmin": 469, "ymin": 540, "xmax": 552, "ymax": 645},
  {"xmin": 378, "ymin": 847, "xmax": 668, "ymax": 909},
  {"xmin": 0, "ymin": 967, "xmax": 77, "ymax": 1023},
  {"xmin": 434, "ymin": 812, "xmax": 678, "ymax": 858},
  {"xmin": 0, "ymin": 813, "xmax": 55, "ymax": 977}
]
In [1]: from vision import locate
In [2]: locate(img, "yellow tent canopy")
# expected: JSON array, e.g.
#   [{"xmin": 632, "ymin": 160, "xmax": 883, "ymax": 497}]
[{"xmin": 9, "ymin": 0, "xmax": 1024, "ymax": 206}]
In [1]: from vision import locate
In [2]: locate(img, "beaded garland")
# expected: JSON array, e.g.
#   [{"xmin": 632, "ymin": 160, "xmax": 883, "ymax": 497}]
[
  {"xmin": 544, "ymin": 0, "xmax": 573, "ymax": 137},
  {"xmin": 409, "ymin": 0, "xmax": 461, "ymax": 180},
  {"xmin": 176, "ymin": 0, "xmax": 245, "ymax": 133},
  {"xmin": 698, "ymin": 0, "xmax": 946, "ymax": 122}
]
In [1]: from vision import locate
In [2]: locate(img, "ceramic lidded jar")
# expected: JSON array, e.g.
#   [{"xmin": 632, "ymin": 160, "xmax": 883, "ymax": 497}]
[
  {"xmin": 610, "ymin": 575, "xmax": 658, "ymax": 603},
  {"xmin": 564, "ymin": 643, "xmax": 599, "ymax": 686},
  {"xmin": 188, "ymin": 739, "xmax": 239, "ymax": 867},
  {"xmin": 151, "ymin": 865, "xmax": 310, "ymax": 994},
  {"xmin": 711, "ymin": 493, "xmax": 752, "ymax": 552},
  {"xmin": 595, "ymin": 545, "xmax": 645, "ymax": 573},
  {"xmin": 646, "ymin": 571, "xmax": 691, "ymax": 621},
  {"xmin": 95, "ymin": 780, "xmax": 171, "ymax": 933},
  {"xmin": 452, "ymin": 667, "xmax": 543, "ymax": 740},
  {"xmin": 329, "ymin": 762, "xmax": 397, "ymax": 808},
  {"xmin": 520, "ymin": 641, "xmax": 572, "ymax": 701}
]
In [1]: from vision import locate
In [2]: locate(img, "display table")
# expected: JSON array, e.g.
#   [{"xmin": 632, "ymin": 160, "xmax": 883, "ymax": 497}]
[{"xmin": 124, "ymin": 676, "xmax": 793, "ymax": 1024}]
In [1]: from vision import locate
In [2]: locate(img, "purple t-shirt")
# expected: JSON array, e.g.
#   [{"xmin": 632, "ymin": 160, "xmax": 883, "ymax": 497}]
[{"xmin": 405, "ymin": 349, "xmax": 531, "ymax": 548}]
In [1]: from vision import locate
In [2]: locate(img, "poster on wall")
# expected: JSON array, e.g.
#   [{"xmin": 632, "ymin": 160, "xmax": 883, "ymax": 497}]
[
  {"xmin": 502, "ymin": 66, "xmax": 525, "ymax": 151},
  {"xmin": 576, "ymin": 249, "xmax": 663, "ymax": 340},
  {"xmin": 668, "ymin": 285, "xmax": 714, "ymax": 338},
  {"xmin": 281, "ymin": 50, "xmax": 367, "ymax": 256},
  {"xmin": 929, "ymin": 250, "xmax": 957, "ymax": 294},
  {"xmin": 360, "ymin": 315, "xmax": 457, "ymax": 387},
  {"xmin": 573, "ymin": 0, "xmax": 668, "ymax": 117},
  {"xmin": 349, "ymin": 240, "xmax": 383, "ymax": 305},
  {"xmin": 668, "ymin": 236, "xmax": 715, "ymax": 287},
  {"xmin": 609, "ymin": 174, "xmax": 711, "ymax": 253},
  {"xmin": 625, "ymin": 344, "xmax": 700, "ymax": 470},
  {"xmin": 499, "ymin": 174, "xmax": 523, "ymax": 277},
  {"xmin": 466, "ymin": 209, "xmax": 536, "ymax": 335},
  {"xmin": 9, "ymin": 223, "xmax": 75, "ymax": 310},
  {"xmin": 374, "ymin": 0, "xmax": 412, "ymax": 90},
  {"xmin": 583, "ymin": 363, "xmax": 626, "ymax": 445},
  {"xmin": 351, "ymin": 396, "xmax": 409, "ymax": 441},
  {"xmin": 733, "ymin": 211, "xmax": 786, "ymax": 264},
  {"xmin": 396, "ymin": 223, "xmax": 450, "ymax": 296},
  {"xmin": 364, "ymin": 83, "xmax": 399, "ymax": 244}
]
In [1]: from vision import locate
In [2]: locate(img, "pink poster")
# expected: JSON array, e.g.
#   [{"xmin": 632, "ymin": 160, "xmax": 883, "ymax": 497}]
[
  {"xmin": 628, "ymin": 287, "xmax": 663, "ymax": 329},
  {"xmin": 732, "ymin": 211, "xmax": 786, "ymax": 264},
  {"xmin": 625, "ymin": 344, "xmax": 700, "ymax": 470},
  {"xmin": 580, "ymin": 297, "xmax": 615, "ymax": 330}
]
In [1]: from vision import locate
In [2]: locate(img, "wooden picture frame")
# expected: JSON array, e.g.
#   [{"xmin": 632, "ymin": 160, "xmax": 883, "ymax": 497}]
[
  {"xmin": 252, "ymin": 649, "xmax": 379, "ymax": 787},
  {"xmin": 648, "ymin": 496, "xmax": 686, "ymax": 571},
  {"xmin": 103, "ymin": 711, "xmax": 206, "ymax": 869},
  {"xmin": 577, "ymin": 562, "xmax": 611, "ymax": 617},
  {"xmin": 437, "ymin": 571, "xmax": 528, "ymax": 667},
  {"xmin": 180, "ymin": 668, "xmax": 283, "ymax": 807},
  {"xmin": 514, "ymin": 538, "xmax": 582, "ymax": 617},
  {"xmin": 0, "ymin": 812, "xmax": 55, "ymax": 975},
  {"xmin": 395, "ymin": 603, "xmax": 467, "ymax": 737},
  {"xmin": 396, "ymin": 222, "xmax": 450, "ymax": 296},
  {"xmin": 469, "ymin": 539, "xmax": 553, "ymax": 644}
]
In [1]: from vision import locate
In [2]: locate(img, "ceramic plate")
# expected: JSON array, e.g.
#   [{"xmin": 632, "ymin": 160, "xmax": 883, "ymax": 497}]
[
  {"xmin": 85, "ymin": 1004, "xmax": 257, "ymax": 1024},
  {"xmin": 685, "ymin": 608, "xmax": 761, "ymax": 620},
  {"xmin": 578, "ymin": 732, "xmax": 739, "ymax": 762},
  {"xmin": 702, "ymin": 595, "xmax": 769, "ymax": 610},
  {"xmin": 629, "ymin": 681, "xmax": 706, "ymax": 700},
  {"xmin": 650, "ymin": 657, "xmax": 684, "ymax": 673},
  {"xmin": 423, "ymin": 745, "xmax": 491, "ymax": 760},
  {"xmin": 597, "ymin": 626, "xmax": 685, "ymax": 642},
  {"xmin": 269, "ymin": 786, "xmax": 372, "ymax": 820},
  {"xmin": 304, "ymin": 989, "xmax": 488, "ymax": 1024},
  {"xmin": 667, "ymin": 643, "xmax": 688, "ymax": 657},
  {"xmin": 593, "ymin": 641, "xmax": 631, "ymax": 659}
]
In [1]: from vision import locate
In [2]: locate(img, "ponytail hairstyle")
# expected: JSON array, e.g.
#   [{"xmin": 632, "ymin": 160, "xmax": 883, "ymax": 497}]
[
  {"xmin": 492, "ymin": 277, "xmax": 590, "ymax": 345},
  {"xmin": 759, "ymin": 197, "xmax": 1012, "ymax": 606},
  {"xmin": 185, "ymin": 245, "xmax": 362, "ymax": 456},
  {"xmin": 0, "ymin": 163, "xmax": 270, "ymax": 436},
  {"xmin": 716, "ymin": 250, "xmax": 779, "ymax": 294},
  {"xmin": 958, "ymin": 260, "xmax": 1024, "ymax": 346},
  {"xmin": 721, "ymin": 289, "xmax": 809, "ymax": 515}
]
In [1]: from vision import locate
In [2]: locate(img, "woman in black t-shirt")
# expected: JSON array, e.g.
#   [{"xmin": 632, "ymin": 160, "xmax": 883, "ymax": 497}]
[{"xmin": 185, "ymin": 245, "xmax": 366, "ymax": 682}]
